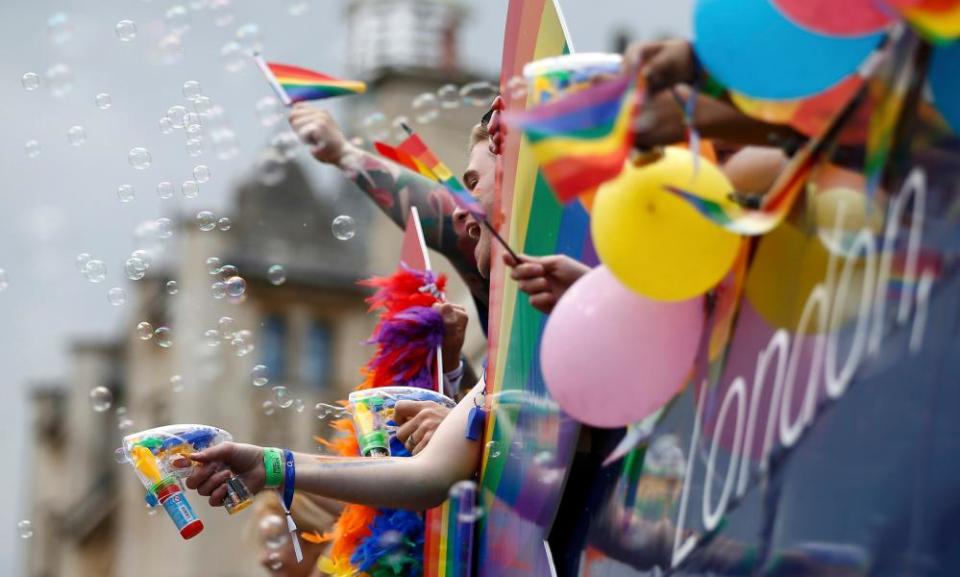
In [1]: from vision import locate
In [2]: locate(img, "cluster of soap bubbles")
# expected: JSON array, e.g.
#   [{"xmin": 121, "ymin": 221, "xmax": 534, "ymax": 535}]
[
  {"xmin": 206, "ymin": 315, "xmax": 256, "ymax": 357},
  {"xmin": 254, "ymin": 97, "xmax": 303, "ymax": 187},
  {"xmin": 360, "ymin": 80, "xmax": 500, "ymax": 145},
  {"xmin": 315, "ymin": 402, "xmax": 349, "ymax": 421},
  {"xmin": 77, "ymin": 253, "xmax": 107, "ymax": 283},
  {"xmin": 124, "ymin": 249, "xmax": 154, "ymax": 281},
  {"xmin": 116, "ymin": 406, "xmax": 134, "ymax": 430},
  {"xmin": 158, "ymin": 79, "xmax": 238, "ymax": 163},
  {"xmin": 221, "ymin": 21, "xmax": 261, "ymax": 73},
  {"xmin": 207, "ymin": 261, "xmax": 247, "ymax": 301}
]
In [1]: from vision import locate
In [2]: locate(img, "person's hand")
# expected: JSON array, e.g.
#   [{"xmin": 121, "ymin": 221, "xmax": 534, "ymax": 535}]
[
  {"xmin": 288, "ymin": 103, "xmax": 354, "ymax": 166},
  {"xmin": 623, "ymin": 39, "xmax": 696, "ymax": 94},
  {"xmin": 487, "ymin": 95, "xmax": 506, "ymax": 155},
  {"xmin": 633, "ymin": 88, "xmax": 689, "ymax": 149},
  {"xmin": 503, "ymin": 253, "xmax": 591, "ymax": 314},
  {"xmin": 178, "ymin": 442, "xmax": 266, "ymax": 507},
  {"xmin": 434, "ymin": 302, "xmax": 468, "ymax": 370},
  {"xmin": 394, "ymin": 401, "xmax": 451, "ymax": 455}
]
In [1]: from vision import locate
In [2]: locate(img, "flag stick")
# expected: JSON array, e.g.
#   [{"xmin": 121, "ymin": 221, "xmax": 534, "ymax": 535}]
[{"xmin": 252, "ymin": 52, "xmax": 293, "ymax": 107}]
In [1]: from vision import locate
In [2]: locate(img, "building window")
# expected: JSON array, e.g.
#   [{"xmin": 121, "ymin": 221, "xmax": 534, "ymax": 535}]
[
  {"xmin": 260, "ymin": 315, "xmax": 287, "ymax": 381},
  {"xmin": 302, "ymin": 321, "xmax": 332, "ymax": 390}
]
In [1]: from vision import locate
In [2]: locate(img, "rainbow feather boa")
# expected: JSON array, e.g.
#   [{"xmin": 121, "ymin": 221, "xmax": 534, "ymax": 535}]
[{"xmin": 314, "ymin": 266, "xmax": 446, "ymax": 577}]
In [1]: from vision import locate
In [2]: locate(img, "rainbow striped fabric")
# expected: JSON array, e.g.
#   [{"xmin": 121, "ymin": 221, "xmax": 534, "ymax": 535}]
[
  {"xmin": 395, "ymin": 132, "xmax": 486, "ymax": 219},
  {"xmin": 263, "ymin": 61, "xmax": 366, "ymax": 104},
  {"xmin": 506, "ymin": 75, "xmax": 639, "ymax": 203}
]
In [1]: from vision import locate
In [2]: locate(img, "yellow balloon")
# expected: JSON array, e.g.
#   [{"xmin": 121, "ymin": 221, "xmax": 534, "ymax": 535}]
[{"xmin": 591, "ymin": 147, "xmax": 742, "ymax": 301}]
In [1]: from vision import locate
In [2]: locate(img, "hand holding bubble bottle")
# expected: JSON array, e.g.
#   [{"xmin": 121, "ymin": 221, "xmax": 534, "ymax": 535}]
[{"xmin": 120, "ymin": 424, "xmax": 254, "ymax": 539}]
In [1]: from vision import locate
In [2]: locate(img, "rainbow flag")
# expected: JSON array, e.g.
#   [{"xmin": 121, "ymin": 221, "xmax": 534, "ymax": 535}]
[
  {"xmin": 374, "ymin": 141, "xmax": 435, "ymax": 180},
  {"xmin": 506, "ymin": 75, "xmax": 639, "ymax": 203},
  {"xmin": 255, "ymin": 56, "xmax": 366, "ymax": 105},
  {"xmin": 663, "ymin": 66, "xmax": 873, "ymax": 237},
  {"xmin": 395, "ymin": 131, "xmax": 486, "ymax": 219}
]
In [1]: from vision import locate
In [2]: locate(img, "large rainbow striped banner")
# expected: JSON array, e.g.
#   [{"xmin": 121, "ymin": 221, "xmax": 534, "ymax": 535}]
[{"xmin": 472, "ymin": 1, "xmax": 594, "ymax": 577}]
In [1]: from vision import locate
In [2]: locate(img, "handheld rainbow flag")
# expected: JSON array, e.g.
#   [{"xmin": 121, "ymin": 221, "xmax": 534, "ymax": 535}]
[
  {"xmin": 395, "ymin": 127, "xmax": 486, "ymax": 219},
  {"xmin": 254, "ymin": 54, "xmax": 366, "ymax": 106},
  {"xmin": 373, "ymin": 141, "xmax": 435, "ymax": 182},
  {"xmin": 504, "ymin": 74, "xmax": 639, "ymax": 203}
]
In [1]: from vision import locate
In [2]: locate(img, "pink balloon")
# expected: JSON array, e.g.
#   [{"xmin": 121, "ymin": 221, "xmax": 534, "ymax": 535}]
[{"xmin": 540, "ymin": 266, "xmax": 704, "ymax": 428}]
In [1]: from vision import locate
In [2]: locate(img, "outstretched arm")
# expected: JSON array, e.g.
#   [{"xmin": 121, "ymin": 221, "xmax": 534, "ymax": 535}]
[
  {"xmin": 289, "ymin": 105, "xmax": 487, "ymax": 307},
  {"xmin": 184, "ymin": 384, "xmax": 484, "ymax": 511}
]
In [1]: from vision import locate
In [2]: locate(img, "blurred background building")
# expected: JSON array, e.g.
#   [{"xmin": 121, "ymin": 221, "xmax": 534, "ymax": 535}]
[{"xmin": 24, "ymin": 1, "xmax": 488, "ymax": 576}]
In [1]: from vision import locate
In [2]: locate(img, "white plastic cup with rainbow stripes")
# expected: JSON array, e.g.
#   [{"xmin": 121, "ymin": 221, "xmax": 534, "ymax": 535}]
[{"xmin": 522, "ymin": 52, "xmax": 623, "ymax": 106}]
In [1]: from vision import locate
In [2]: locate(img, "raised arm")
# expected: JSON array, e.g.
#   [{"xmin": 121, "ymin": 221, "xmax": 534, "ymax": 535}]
[
  {"xmin": 289, "ymin": 105, "xmax": 487, "ymax": 307},
  {"xmin": 183, "ymin": 383, "xmax": 484, "ymax": 511}
]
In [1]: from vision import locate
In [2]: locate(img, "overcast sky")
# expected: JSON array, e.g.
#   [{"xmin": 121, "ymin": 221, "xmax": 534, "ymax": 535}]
[{"xmin": 0, "ymin": 0, "xmax": 691, "ymax": 573}]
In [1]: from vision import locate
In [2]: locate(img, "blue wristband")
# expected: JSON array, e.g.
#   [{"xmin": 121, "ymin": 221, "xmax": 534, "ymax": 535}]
[{"xmin": 282, "ymin": 450, "xmax": 295, "ymax": 512}]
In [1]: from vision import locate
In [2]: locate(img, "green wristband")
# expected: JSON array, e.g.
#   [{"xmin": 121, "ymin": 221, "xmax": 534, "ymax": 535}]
[{"xmin": 263, "ymin": 447, "xmax": 284, "ymax": 489}]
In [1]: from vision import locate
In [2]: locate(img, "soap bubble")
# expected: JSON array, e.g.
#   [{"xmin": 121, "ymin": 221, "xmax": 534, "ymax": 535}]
[
  {"xmin": 271, "ymin": 132, "xmax": 299, "ymax": 161},
  {"xmin": 362, "ymin": 112, "xmax": 389, "ymax": 141},
  {"xmin": 157, "ymin": 181, "xmax": 174, "ymax": 199},
  {"xmin": 485, "ymin": 440, "xmax": 500, "ymax": 458},
  {"xmin": 183, "ymin": 111, "xmax": 201, "ymax": 128},
  {"xmin": 204, "ymin": 329, "xmax": 220, "ymax": 347},
  {"xmin": 260, "ymin": 514, "xmax": 287, "ymax": 548},
  {"xmin": 47, "ymin": 12, "xmax": 74, "ymax": 45},
  {"xmin": 17, "ymin": 520, "xmax": 33, "ymax": 539},
  {"xmin": 95, "ymin": 93, "xmax": 113, "ymax": 110},
  {"xmin": 315, "ymin": 403, "xmax": 344, "ymax": 420},
  {"xmin": 266, "ymin": 552, "xmax": 282, "ymax": 570},
  {"xmin": 76, "ymin": 253, "xmax": 91, "ymax": 272},
  {"xmin": 438, "ymin": 84, "xmax": 460, "ymax": 109},
  {"xmin": 449, "ymin": 480, "xmax": 483, "ymax": 522},
  {"xmin": 67, "ymin": 126, "xmax": 87, "ymax": 146},
  {"xmin": 125, "ymin": 257, "xmax": 148, "ymax": 280},
  {"xmin": 185, "ymin": 137, "xmax": 204, "ymax": 157},
  {"xmin": 182, "ymin": 180, "xmax": 199, "ymax": 198},
  {"xmin": 118, "ymin": 415, "xmax": 134, "ymax": 431},
  {"xmin": 267, "ymin": 265, "xmax": 286, "ymax": 285},
  {"xmin": 196, "ymin": 210, "xmax": 216, "ymax": 231},
  {"xmin": 165, "ymin": 5, "xmax": 191, "ymax": 34},
  {"xmin": 331, "ymin": 215, "xmax": 356, "ymax": 241},
  {"xmin": 460, "ymin": 81, "xmax": 498, "ymax": 107},
  {"xmin": 131, "ymin": 249, "xmax": 152, "ymax": 266},
  {"xmin": 46, "ymin": 64, "xmax": 74, "ymax": 97},
  {"xmin": 117, "ymin": 184, "xmax": 135, "ymax": 203},
  {"xmin": 167, "ymin": 105, "xmax": 188, "ymax": 128},
  {"xmin": 21, "ymin": 73, "xmax": 40, "ymax": 91},
  {"xmin": 154, "ymin": 327, "xmax": 172, "ymax": 348},
  {"xmin": 206, "ymin": 257, "xmax": 222, "ymax": 273},
  {"xmin": 159, "ymin": 117, "xmax": 174, "ymax": 135},
  {"xmin": 257, "ymin": 151, "xmax": 286, "ymax": 186},
  {"xmin": 217, "ymin": 217, "xmax": 232, "ymax": 231},
  {"xmin": 192, "ymin": 95, "xmax": 213, "ymax": 115},
  {"xmin": 128, "ymin": 147, "xmax": 152, "ymax": 169},
  {"xmin": 182, "ymin": 80, "xmax": 202, "ymax": 100},
  {"xmin": 262, "ymin": 400, "xmax": 276, "ymax": 416},
  {"xmin": 0, "ymin": 270, "xmax": 8, "ymax": 292},
  {"xmin": 220, "ymin": 41, "xmax": 246, "ymax": 73},
  {"xmin": 107, "ymin": 287, "xmax": 127, "ymax": 306},
  {"xmin": 136, "ymin": 322, "xmax": 154, "ymax": 340},
  {"xmin": 115, "ymin": 19, "xmax": 137, "ymax": 41},
  {"xmin": 154, "ymin": 218, "xmax": 173, "ymax": 239},
  {"xmin": 288, "ymin": 1, "xmax": 309, "ymax": 16},
  {"xmin": 193, "ymin": 164, "xmax": 210, "ymax": 183},
  {"xmin": 25, "ymin": 140, "xmax": 41, "ymax": 159},
  {"xmin": 225, "ymin": 276, "xmax": 246, "ymax": 297},
  {"xmin": 294, "ymin": 398, "xmax": 305, "ymax": 413},
  {"xmin": 113, "ymin": 447, "xmax": 128, "ymax": 464},
  {"xmin": 170, "ymin": 374, "xmax": 184, "ymax": 393},
  {"xmin": 211, "ymin": 282, "xmax": 227, "ymax": 299},
  {"xmin": 84, "ymin": 260, "xmax": 107, "ymax": 283},
  {"xmin": 218, "ymin": 316, "xmax": 235, "ymax": 336},
  {"xmin": 272, "ymin": 386, "xmax": 293, "ymax": 408},
  {"xmin": 251, "ymin": 364, "xmax": 268, "ymax": 387},
  {"xmin": 165, "ymin": 280, "xmax": 179, "ymax": 295},
  {"xmin": 256, "ymin": 96, "xmax": 283, "ymax": 127},
  {"xmin": 391, "ymin": 115, "xmax": 410, "ymax": 141},
  {"xmin": 211, "ymin": 0, "xmax": 235, "ymax": 26},
  {"xmin": 506, "ymin": 75, "xmax": 527, "ymax": 101},
  {"xmin": 235, "ymin": 23, "xmax": 262, "ymax": 52},
  {"xmin": 157, "ymin": 33, "xmax": 184, "ymax": 65},
  {"xmin": 89, "ymin": 386, "xmax": 113, "ymax": 412},
  {"xmin": 216, "ymin": 265, "xmax": 238, "ymax": 281},
  {"xmin": 412, "ymin": 92, "xmax": 440, "ymax": 124}
]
